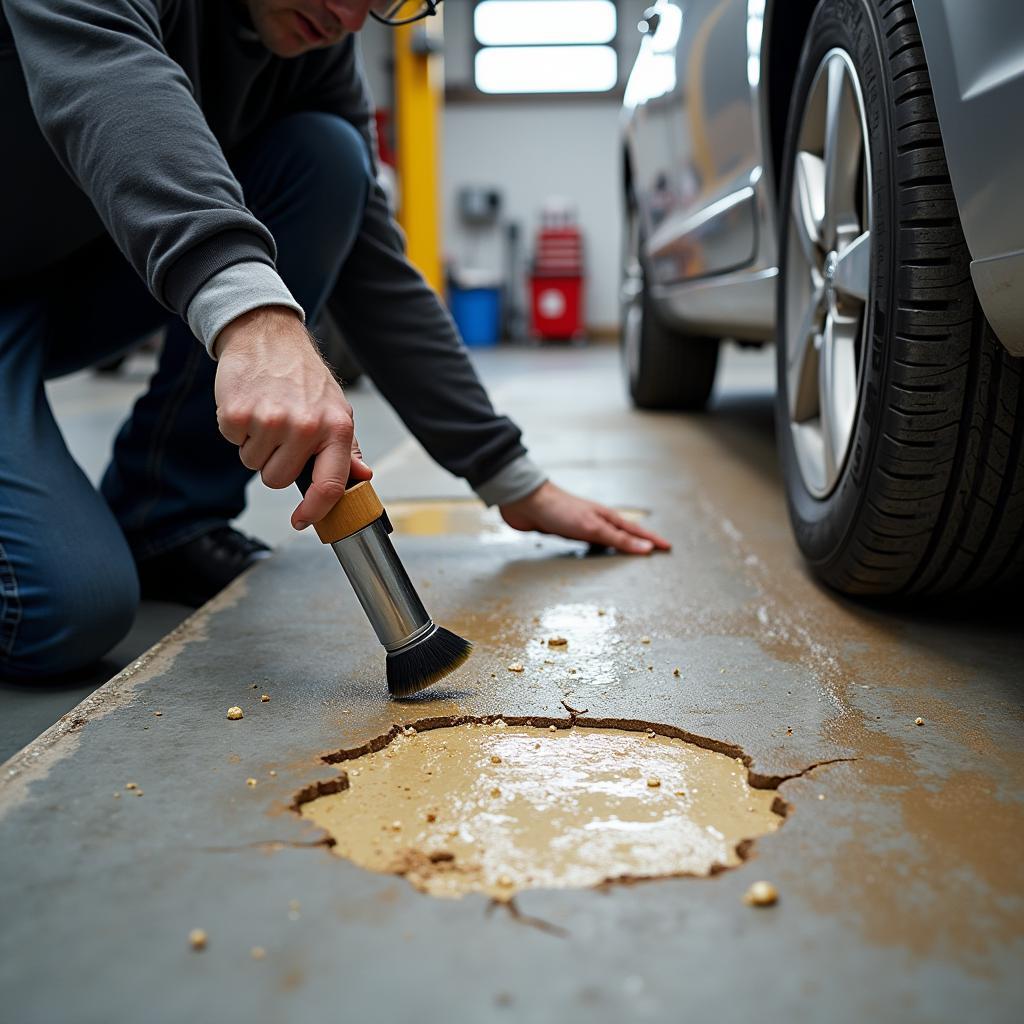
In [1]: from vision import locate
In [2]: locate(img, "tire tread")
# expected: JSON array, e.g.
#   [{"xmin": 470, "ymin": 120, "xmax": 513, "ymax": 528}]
[{"xmin": 824, "ymin": 0, "xmax": 1024, "ymax": 595}]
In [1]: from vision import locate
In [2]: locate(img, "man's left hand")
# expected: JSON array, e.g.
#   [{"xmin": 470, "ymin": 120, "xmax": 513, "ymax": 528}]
[{"xmin": 500, "ymin": 481, "xmax": 671, "ymax": 555}]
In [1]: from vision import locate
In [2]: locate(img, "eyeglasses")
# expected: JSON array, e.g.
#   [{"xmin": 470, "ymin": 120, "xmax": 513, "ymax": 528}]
[{"xmin": 370, "ymin": 0, "xmax": 443, "ymax": 27}]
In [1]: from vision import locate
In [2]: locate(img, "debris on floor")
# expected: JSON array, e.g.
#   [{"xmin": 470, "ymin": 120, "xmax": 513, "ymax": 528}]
[{"xmin": 743, "ymin": 880, "xmax": 779, "ymax": 907}]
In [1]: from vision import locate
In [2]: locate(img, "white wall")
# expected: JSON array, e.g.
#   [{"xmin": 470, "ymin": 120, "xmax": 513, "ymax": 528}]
[
  {"xmin": 441, "ymin": 1, "xmax": 649, "ymax": 332},
  {"xmin": 356, "ymin": 20, "xmax": 394, "ymax": 112},
  {"xmin": 356, "ymin": 2, "xmax": 651, "ymax": 332},
  {"xmin": 442, "ymin": 101, "xmax": 624, "ymax": 330}
]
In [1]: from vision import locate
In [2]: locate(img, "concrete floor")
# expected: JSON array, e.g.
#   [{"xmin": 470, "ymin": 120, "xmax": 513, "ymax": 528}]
[{"xmin": 1, "ymin": 343, "xmax": 1021, "ymax": 1022}]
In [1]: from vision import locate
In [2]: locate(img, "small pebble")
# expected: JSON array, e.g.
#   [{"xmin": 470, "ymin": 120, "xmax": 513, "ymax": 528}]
[
  {"xmin": 640, "ymin": 636, "xmax": 651, "ymax": 645},
  {"xmin": 647, "ymin": 777, "xmax": 661, "ymax": 788},
  {"xmin": 490, "ymin": 787, "xmax": 501, "ymax": 798},
  {"xmin": 597, "ymin": 608, "xmax": 606, "ymax": 616},
  {"xmin": 226, "ymin": 706, "xmax": 244, "ymax": 720},
  {"xmin": 915, "ymin": 717, "xmax": 924, "ymax": 726},
  {"xmin": 547, "ymin": 636, "xmax": 568, "ymax": 647},
  {"xmin": 549, "ymin": 725, "xmax": 557, "ymax": 732},
  {"xmin": 425, "ymin": 812, "xmax": 437, "ymax": 823},
  {"xmin": 673, "ymin": 668, "xmax": 681, "ymax": 677},
  {"xmin": 250, "ymin": 947, "xmax": 266, "ymax": 960},
  {"xmin": 497, "ymin": 875, "xmax": 514, "ymax": 887},
  {"xmin": 153, "ymin": 711, "xmax": 162, "ymax": 717},
  {"xmin": 246, "ymin": 778, "xmax": 258, "ymax": 787},
  {"xmin": 113, "ymin": 792, "xmax": 121, "ymax": 799},
  {"xmin": 134, "ymin": 789, "xmax": 144, "ymax": 797},
  {"xmin": 391, "ymin": 821, "xmax": 402, "ymax": 831},
  {"xmin": 744, "ymin": 880, "xmax": 779, "ymax": 907},
  {"xmin": 125, "ymin": 782, "xmax": 138, "ymax": 790},
  {"xmin": 269, "ymin": 770, "xmax": 277, "ymax": 777},
  {"xmin": 260, "ymin": 694, "xmax": 270, "ymax": 703},
  {"xmin": 188, "ymin": 928, "xmax": 207, "ymax": 951},
  {"xmin": 507, "ymin": 663, "xmax": 524, "ymax": 673},
  {"xmin": 490, "ymin": 755, "xmax": 502, "ymax": 764}
]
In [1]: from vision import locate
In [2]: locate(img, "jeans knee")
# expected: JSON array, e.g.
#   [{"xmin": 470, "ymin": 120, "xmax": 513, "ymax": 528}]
[
  {"xmin": 1, "ymin": 555, "xmax": 139, "ymax": 681},
  {"xmin": 277, "ymin": 111, "xmax": 372, "ymax": 222}
]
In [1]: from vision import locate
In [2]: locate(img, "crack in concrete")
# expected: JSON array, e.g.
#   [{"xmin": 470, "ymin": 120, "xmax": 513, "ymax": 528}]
[
  {"xmin": 307, "ymin": 713, "xmax": 818, "ymax": 794},
  {"xmin": 286, "ymin": 715, "xmax": 830, "ymax": 899},
  {"xmin": 487, "ymin": 896, "xmax": 570, "ymax": 939},
  {"xmin": 761, "ymin": 756, "xmax": 858, "ymax": 788},
  {"xmin": 198, "ymin": 838, "xmax": 336, "ymax": 854}
]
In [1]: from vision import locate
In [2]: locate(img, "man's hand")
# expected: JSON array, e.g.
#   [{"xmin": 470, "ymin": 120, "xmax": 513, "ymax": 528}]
[
  {"xmin": 213, "ymin": 306, "xmax": 372, "ymax": 530},
  {"xmin": 500, "ymin": 481, "xmax": 671, "ymax": 555}
]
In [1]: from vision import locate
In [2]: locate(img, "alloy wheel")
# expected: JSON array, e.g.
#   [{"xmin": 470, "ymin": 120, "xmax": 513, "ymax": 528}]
[{"xmin": 784, "ymin": 48, "xmax": 873, "ymax": 498}]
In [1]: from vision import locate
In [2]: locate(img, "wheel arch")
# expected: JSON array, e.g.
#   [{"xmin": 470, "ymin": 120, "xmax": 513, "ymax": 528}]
[{"xmin": 763, "ymin": 0, "xmax": 823, "ymax": 209}]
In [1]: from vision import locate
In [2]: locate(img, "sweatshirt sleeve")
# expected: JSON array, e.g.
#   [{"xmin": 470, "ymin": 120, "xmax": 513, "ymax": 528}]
[
  {"xmin": 3, "ymin": 0, "xmax": 283, "ymax": 320},
  {"xmin": 295, "ymin": 39, "xmax": 547, "ymax": 502}
]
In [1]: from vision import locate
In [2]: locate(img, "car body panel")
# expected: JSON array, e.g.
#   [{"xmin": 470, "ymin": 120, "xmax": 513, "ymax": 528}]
[
  {"xmin": 624, "ymin": 0, "xmax": 1024, "ymax": 353},
  {"xmin": 623, "ymin": 0, "xmax": 776, "ymax": 340},
  {"xmin": 913, "ymin": 0, "xmax": 1024, "ymax": 355}
]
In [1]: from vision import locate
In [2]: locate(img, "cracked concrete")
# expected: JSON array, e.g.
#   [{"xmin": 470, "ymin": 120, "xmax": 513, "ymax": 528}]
[
  {"xmin": 296, "ymin": 717, "xmax": 784, "ymax": 899},
  {"xmin": 0, "ymin": 345, "xmax": 1021, "ymax": 1023}
]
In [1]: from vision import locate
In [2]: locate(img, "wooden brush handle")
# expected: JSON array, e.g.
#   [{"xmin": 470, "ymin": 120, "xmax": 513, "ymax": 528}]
[
  {"xmin": 295, "ymin": 461, "xmax": 384, "ymax": 544},
  {"xmin": 311, "ymin": 480, "xmax": 384, "ymax": 544}
]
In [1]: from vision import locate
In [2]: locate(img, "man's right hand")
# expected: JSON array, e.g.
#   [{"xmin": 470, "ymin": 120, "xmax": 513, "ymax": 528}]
[{"xmin": 213, "ymin": 305, "xmax": 372, "ymax": 531}]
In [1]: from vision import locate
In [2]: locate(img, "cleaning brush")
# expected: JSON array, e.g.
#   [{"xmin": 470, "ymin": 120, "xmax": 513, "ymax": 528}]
[{"xmin": 296, "ymin": 471, "xmax": 471, "ymax": 697}]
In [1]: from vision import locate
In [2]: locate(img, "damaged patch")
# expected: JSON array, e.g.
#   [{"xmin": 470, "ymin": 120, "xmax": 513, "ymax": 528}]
[{"xmin": 294, "ymin": 716, "xmax": 786, "ymax": 900}]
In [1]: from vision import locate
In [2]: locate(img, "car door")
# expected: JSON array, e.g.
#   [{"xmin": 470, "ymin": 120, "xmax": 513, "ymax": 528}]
[{"xmin": 627, "ymin": 0, "xmax": 761, "ymax": 287}]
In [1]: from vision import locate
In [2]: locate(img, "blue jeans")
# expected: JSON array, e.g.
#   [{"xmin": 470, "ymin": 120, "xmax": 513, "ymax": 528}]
[{"xmin": 0, "ymin": 113, "xmax": 372, "ymax": 679}]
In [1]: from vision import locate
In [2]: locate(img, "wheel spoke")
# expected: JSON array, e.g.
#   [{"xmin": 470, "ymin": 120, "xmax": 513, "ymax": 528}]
[
  {"xmin": 788, "ymin": 288, "xmax": 824, "ymax": 423},
  {"xmin": 819, "ymin": 311, "xmax": 859, "ymax": 483},
  {"xmin": 821, "ymin": 55, "xmax": 863, "ymax": 250},
  {"xmin": 792, "ymin": 151, "xmax": 825, "ymax": 267},
  {"xmin": 834, "ymin": 229, "xmax": 871, "ymax": 303}
]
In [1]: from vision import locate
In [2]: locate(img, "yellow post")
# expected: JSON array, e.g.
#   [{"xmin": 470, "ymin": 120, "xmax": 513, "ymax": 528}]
[{"xmin": 394, "ymin": 13, "xmax": 444, "ymax": 293}]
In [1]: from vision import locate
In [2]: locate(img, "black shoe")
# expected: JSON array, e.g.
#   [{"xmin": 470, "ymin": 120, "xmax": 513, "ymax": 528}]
[{"xmin": 136, "ymin": 526, "xmax": 272, "ymax": 607}]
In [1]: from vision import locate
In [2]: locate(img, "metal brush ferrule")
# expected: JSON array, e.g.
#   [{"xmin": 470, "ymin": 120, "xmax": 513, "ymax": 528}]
[{"xmin": 330, "ymin": 516, "xmax": 432, "ymax": 650}]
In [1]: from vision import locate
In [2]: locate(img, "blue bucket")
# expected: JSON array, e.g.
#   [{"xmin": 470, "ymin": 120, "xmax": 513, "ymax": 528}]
[{"xmin": 449, "ymin": 285, "xmax": 501, "ymax": 347}]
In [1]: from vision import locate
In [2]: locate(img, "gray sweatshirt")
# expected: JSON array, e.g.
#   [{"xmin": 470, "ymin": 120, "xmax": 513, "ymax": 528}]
[{"xmin": 0, "ymin": 0, "xmax": 546, "ymax": 506}]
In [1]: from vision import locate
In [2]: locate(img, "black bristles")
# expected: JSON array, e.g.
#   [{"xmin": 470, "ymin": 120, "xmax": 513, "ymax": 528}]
[{"xmin": 386, "ymin": 626, "xmax": 472, "ymax": 698}]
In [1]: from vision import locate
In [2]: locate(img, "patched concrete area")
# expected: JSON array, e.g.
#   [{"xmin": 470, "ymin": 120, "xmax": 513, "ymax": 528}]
[
  {"xmin": 1, "ymin": 345, "xmax": 1021, "ymax": 1023},
  {"xmin": 297, "ymin": 717, "xmax": 784, "ymax": 899}
]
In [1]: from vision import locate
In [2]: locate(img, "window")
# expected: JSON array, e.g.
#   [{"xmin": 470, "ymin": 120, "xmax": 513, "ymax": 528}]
[{"xmin": 473, "ymin": 0, "xmax": 619, "ymax": 95}]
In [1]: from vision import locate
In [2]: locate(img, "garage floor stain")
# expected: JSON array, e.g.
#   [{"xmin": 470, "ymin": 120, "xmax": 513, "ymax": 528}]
[
  {"xmin": 297, "ymin": 720, "xmax": 784, "ymax": 900},
  {"xmin": 386, "ymin": 498, "xmax": 647, "ymax": 541}
]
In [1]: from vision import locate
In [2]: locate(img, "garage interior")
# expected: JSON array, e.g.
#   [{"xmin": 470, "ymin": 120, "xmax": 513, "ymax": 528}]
[{"xmin": 1, "ymin": 3, "xmax": 1022, "ymax": 1022}]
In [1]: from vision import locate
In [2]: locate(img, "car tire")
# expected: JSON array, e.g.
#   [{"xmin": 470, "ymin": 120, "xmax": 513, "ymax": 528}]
[
  {"xmin": 621, "ymin": 198, "xmax": 719, "ymax": 410},
  {"xmin": 775, "ymin": 0, "xmax": 1024, "ymax": 596}
]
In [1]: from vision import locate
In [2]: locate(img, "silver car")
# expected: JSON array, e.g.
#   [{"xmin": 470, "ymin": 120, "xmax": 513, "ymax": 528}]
[{"xmin": 621, "ymin": 0, "xmax": 1024, "ymax": 596}]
